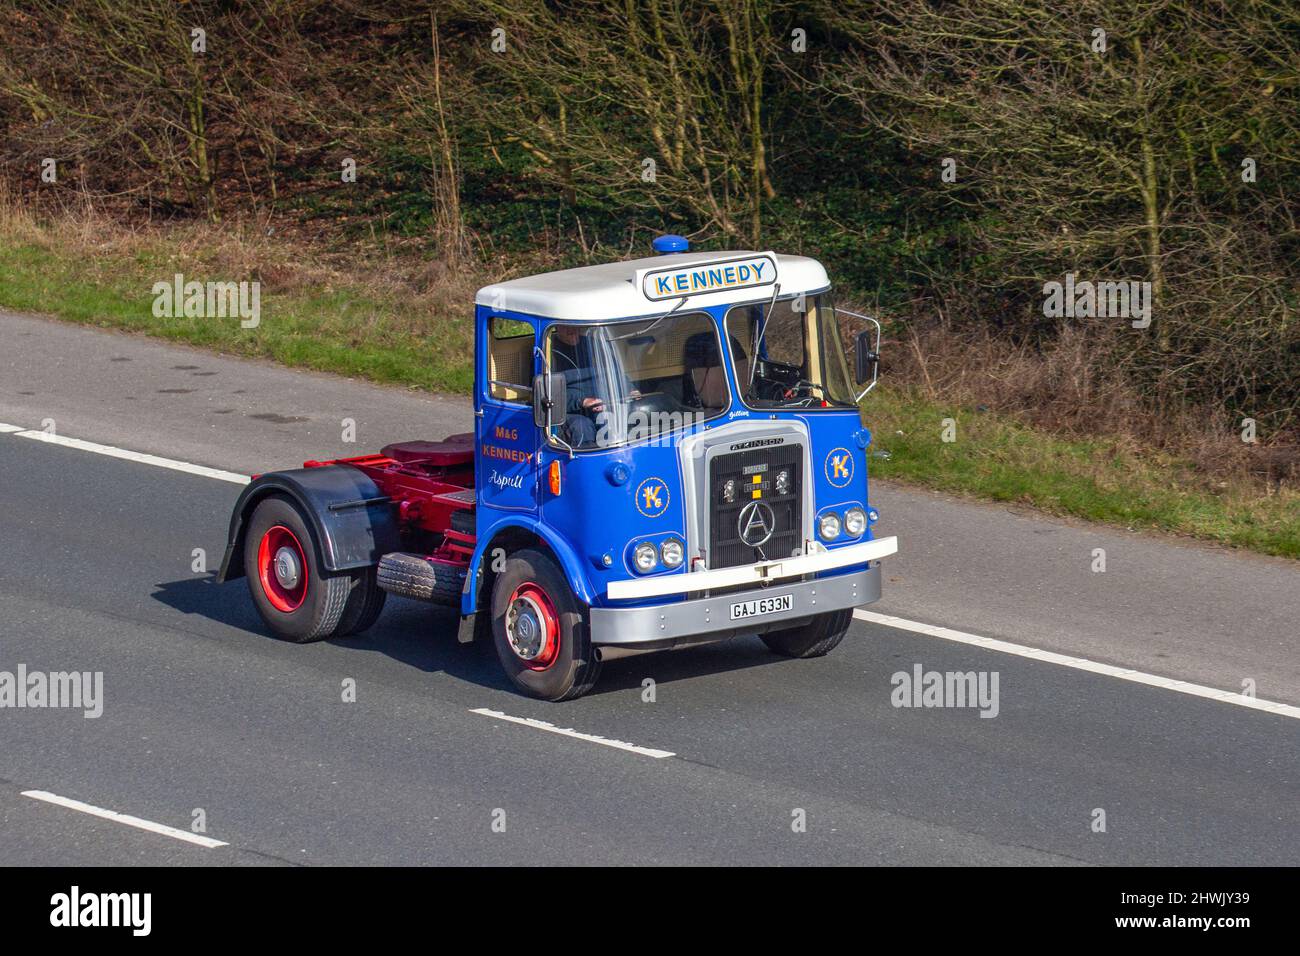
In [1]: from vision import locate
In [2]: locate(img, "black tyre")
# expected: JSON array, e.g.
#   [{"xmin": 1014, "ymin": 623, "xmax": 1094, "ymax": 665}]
[
  {"xmin": 242, "ymin": 495, "xmax": 353, "ymax": 643},
  {"xmin": 336, "ymin": 567, "xmax": 387, "ymax": 636},
  {"xmin": 490, "ymin": 548, "xmax": 600, "ymax": 701},
  {"xmin": 760, "ymin": 608, "xmax": 853, "ymax": 658},
  {"xmin": 376, "ymin": 553, "xmax": 463, "ymax": 605}
]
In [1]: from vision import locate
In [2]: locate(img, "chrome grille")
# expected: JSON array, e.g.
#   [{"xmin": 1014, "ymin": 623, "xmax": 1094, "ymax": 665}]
[{"xmin": 707, "ymin": 442, "xmax": 803, "ymax": 569}]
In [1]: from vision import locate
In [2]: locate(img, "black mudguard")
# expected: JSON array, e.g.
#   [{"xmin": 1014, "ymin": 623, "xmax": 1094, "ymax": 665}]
[{"xmin": 216, "ymin": 465, "xmax": 401, "ymax": 583}]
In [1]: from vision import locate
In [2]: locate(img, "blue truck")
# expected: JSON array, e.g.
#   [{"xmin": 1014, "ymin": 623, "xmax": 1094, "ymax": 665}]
[{"xmin": 218, "ymin": 235, "xmax": 898, "ymax": 700}]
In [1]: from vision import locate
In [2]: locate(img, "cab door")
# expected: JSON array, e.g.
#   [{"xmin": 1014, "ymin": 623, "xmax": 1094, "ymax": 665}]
[{"xmin": 477, "ymin": 313, "xmax": 540, "ymax": 514}]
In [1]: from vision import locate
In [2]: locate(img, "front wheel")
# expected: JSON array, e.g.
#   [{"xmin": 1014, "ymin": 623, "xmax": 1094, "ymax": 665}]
[
  {"xmin": 490, "ymin": 548, "xmax": 600, "ymax": 701},
  {"xmin": 760, "ymin": 608, "xmax": 853, "ymax": 658}
]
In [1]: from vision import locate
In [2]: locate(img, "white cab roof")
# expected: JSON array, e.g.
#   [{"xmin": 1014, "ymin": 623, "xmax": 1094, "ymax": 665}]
[{"xmin": 475, "ymin": 250, "xmax": 830, "ymax": 322}]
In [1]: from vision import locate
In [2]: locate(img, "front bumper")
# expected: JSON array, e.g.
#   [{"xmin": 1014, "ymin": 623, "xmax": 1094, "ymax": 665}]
[
  {"xmin": 588, "ymin": 564, "xmax": 881, "ymax": 647},
  {"xmin": 605, "ymin": 535, "xmax": 898, "ymax": 600}
]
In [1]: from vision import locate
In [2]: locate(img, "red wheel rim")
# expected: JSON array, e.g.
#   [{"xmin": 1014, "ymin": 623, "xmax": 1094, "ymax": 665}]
[
  {"xmin": 258, "ymin": 525, "xmax": 309, "ymax": 613},
  {"xmin": 505, "ymin": 582, "xmax": 560, "ymax": 670}
]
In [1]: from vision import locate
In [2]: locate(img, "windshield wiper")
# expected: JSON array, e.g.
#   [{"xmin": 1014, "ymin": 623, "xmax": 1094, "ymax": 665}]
[
  {"xmin": 610, "ymin": 294, "xmax": 689, "ymax": 341},
  {"xmin": 748, "ymin": 283, "xmax": 781, "ymax": 392}
]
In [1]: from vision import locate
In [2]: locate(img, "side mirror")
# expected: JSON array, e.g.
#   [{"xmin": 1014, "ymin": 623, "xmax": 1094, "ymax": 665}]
[
  {"xmin": 533, "ymin": 372, "xmax": 568, "ymax": 429},
  {"xmin": 854, "ymin": 329, "xmax": 880, "ymax": 385}
]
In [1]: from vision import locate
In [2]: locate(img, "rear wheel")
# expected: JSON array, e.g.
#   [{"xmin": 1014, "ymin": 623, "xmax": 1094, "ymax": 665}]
[
  {"xmin": 243, "ymin": 495, "xmax": 353, "ymax": 643},
  {"xmin": 336, "ymin": 567, "xmax": 387, "ymax": 636},
  {"xmin": 490, "ymin": 549, "xmax": 600, "ymax": 701},
  {"xmin": 760, "ymin": 608, "xmax": 853, "ymax": 658}
]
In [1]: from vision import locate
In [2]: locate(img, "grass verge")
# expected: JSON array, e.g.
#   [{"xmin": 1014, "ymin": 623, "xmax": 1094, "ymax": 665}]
[
  {"xmin": 0, "ymin": 227, "xmax": 475, "ymax": 393},
  {"xmin": 867, "ymin": 390, "xmax": 1298, "ymax": 558},
  {"xmin": 1, "ymin": 214, "xmax": 1295, "ymax": 559}
]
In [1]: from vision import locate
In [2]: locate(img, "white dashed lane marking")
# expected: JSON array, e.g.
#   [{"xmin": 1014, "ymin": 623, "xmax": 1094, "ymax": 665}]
[
  {"xmin": 470, "ymin": 708, "xmax": 676, "ymax": 758},
  {"xmin": 22, "ymin": 790, "xmax": 229, "ymax": 848}
]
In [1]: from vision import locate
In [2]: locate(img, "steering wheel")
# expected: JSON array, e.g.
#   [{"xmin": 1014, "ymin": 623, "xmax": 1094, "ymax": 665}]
[{"xmin": 622, "ymin": 391, "xmax": 676, "ymax": 417}]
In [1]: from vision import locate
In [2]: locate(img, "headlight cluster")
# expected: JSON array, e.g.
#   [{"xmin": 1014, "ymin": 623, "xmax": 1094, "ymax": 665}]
[
  {"xmin": 632, "ymin": 538, "xmax": 685, "ymax": 573},
  {"xmin": 819, "ymin": 507, "xmax": 867, "ymax": 542}
]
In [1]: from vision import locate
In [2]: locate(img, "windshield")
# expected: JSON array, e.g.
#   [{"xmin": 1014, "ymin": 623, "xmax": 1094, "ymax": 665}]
[
  {"xmin": 724, "ymin": 293, "xmax": 857, "ymax": 409},
  {"xmin": 546, "ymin": 311, "xmax": 728, "ymax": 450}
]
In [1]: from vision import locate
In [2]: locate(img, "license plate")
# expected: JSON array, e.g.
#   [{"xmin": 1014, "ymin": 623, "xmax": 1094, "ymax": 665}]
[{"xmin": 730, "ymin": 593, "xmax": 793, "ymax": 620}]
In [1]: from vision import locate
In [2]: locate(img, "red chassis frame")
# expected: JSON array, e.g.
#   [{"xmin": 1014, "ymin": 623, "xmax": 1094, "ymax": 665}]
[{"xmin": 301, "ymin": 436, "xmax": 477, "ymax": 571}]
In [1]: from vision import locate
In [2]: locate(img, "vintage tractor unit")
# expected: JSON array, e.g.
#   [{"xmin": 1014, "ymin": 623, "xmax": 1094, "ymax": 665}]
[{"xmin": 217, "ymin": 236, "xmax": 898, "ymax": 700}]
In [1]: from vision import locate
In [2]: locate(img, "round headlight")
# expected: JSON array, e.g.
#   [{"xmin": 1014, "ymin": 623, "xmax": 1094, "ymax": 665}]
[
  {"xmin": 818, "ymin": 512, "xmax": 842, "ymax": 541},
  {"xmin": 775, "ymin": 469, "xmax": 790, "ymax": 495},
  {"xmin": 660, "ymin": 538, "xmax": 684, "ymax": 568},
  {"xmin": 722, "ymin": 479, "xmax": 736, "ymax": 503},
  {"xmin": 844, "ymin": 507, "xmax": 866, "ymax": 536},
  {"xmin": 633, "ymin": 542, "xmax": 658, "ymax": 573}
]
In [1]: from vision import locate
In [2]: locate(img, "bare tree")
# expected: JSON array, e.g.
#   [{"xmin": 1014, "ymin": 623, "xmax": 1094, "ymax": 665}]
[
  {"xmin": 830, "ymin": 0, "xmax": 1300, "ymax": 428},
  {"xmin": 456, "ymin": 0, "xmax": 786, "ymax": 245}
]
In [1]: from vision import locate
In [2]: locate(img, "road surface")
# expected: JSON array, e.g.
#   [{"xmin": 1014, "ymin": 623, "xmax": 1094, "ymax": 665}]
[{"xmin": 1, "ymin": 310, "xmax": 1296, "ymax": 865}]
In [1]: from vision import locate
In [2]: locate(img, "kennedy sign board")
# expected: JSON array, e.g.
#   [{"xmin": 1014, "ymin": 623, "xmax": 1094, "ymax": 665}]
[{"xmin": 638, "ymin": 253, "xmax": 779, "ymax": 302}]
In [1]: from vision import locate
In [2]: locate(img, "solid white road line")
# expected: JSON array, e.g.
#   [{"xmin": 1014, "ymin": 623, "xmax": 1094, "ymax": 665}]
[
  {"xmin": 7, "ymin": 428, "xmax": 250, "ymax": 484},
  {"xmin": 470, "ymin": 708, "xmax": 676, "ymax": 758},
  {"xmin": 4, "ymin": 418, "xmax": 1293, "ymax": 725},
  {"xmin": 21, "ymin": 790, "xmax": 229, "ymax": 849},
  {"xmin": 855, "ymin": 609, "xmax": 1300, "ymax": 721}
]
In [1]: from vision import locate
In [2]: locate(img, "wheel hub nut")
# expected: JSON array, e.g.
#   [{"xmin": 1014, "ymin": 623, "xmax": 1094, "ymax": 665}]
[{"xmin": 507, "ymin": 599, "xmax": 545, "ymax": 660}]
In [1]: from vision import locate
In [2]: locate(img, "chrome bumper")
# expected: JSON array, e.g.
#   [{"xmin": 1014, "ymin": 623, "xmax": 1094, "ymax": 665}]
[
  {"xmin": 605, "ymin": 535, "xmax": 897, "ymax": 600},
  {"xmin": 588, "ymin": 564, "xmax": 881, "ymax": 648}
]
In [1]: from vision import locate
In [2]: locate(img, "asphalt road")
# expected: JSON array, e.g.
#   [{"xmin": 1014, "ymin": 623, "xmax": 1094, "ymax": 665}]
[{"xmin": 1, "ymin": 310, "xmax": 1297, "ymax": 865}]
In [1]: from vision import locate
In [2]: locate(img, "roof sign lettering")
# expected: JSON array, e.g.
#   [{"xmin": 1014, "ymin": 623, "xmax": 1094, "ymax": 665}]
[{"xmin": 639, "ymin": 253, "xmax": 778, "ymax": 302}]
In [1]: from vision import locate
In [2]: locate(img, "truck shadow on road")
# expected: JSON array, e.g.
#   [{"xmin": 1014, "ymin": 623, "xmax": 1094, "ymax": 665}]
[{"xmin": 151, "ymin": 577, "xmax": 783, "ymax": 698}]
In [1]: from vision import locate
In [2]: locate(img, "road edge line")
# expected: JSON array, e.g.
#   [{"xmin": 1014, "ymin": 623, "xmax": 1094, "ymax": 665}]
[
  {"xmin": 3, "ymin": 427, "xmax": 249, "ymax": 484},
  {"xmin": 855, "ymin": 609, "xmax": 1300, "ymax": 721},
  {"xmin": 7, "ymin": 418, "xmax": 1293, "ymax": 723}
]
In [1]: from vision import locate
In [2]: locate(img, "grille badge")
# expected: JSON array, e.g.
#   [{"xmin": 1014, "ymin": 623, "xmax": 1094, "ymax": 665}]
[{"xmin": 737, "ymin": 500, "xmax": 776, "ymax": 547}]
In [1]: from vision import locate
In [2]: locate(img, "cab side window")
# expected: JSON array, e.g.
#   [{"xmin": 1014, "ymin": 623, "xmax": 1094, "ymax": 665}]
[{"xmin": 488, "ymin": 317, "xmax": 535, "ymax": 404}]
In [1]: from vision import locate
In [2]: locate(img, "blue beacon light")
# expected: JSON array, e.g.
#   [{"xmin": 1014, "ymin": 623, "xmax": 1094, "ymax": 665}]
[{"xmin": 652, "ymin": 235, "xmax": 690, "ymax": 254}]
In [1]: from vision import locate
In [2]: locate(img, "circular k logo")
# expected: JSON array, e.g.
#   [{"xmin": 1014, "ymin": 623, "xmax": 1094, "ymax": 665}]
[
  {"xmin": 825, "ymin": 447, "xmax": 854, "ymax": 488},
  {"xmin": 635, "ymin": 477, "xmax": 670, "ymax": 517}
]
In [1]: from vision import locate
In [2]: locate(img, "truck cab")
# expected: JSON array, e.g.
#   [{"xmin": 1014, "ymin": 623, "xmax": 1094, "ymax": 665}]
[
  {"xmin": 217, "ymin": 236, "xmax": 897, "ymax": 701},
  {"xmin": 468, "ymin": 236, "xmax": 897, "ymax": 697}
]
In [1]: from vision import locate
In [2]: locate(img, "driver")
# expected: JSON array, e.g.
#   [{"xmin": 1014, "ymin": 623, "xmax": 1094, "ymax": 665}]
[
  {"xmin": 551, "ymin": 325, "xmax": 643, "ymax": 448},
  {"xmin": 551, "ymin": 324, "xmax": 604, "ymax": 447}
]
